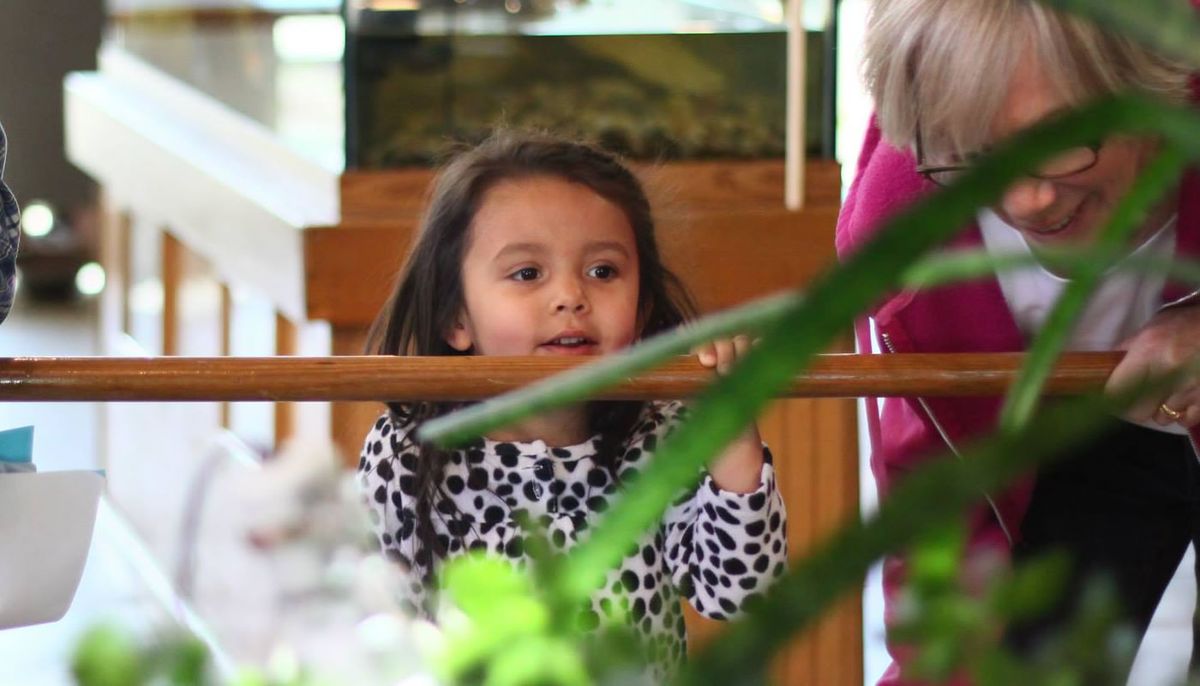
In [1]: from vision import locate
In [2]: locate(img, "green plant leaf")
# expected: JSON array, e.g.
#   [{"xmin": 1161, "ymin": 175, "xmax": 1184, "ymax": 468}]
[
  {"xmin": 484, "ymin": 636, "xmax": 592, "ymax": 686},
  {"xmin": 156, "ymin": 633, "xmax": 211, "ymax": 686},
  {"xmin": 71, "ymin": 624, "xmax": 145, "ymax": 686},
  {"xmin": 907, "ymin": 524, "xmax": 967, "ymax": 593},
  {"xmin": 988, "ymin": 552, "xmax": 1072, "ymax": 624},
  {"xmin": 437, "ymin": 555, "xmax": 557, "ymax": 680},
  {"xmin": 441, "ymin": 554, "xmax": 543, "ymax": 621}
]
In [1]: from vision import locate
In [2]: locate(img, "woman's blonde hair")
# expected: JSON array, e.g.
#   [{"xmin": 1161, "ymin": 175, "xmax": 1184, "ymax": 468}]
[{"xmin": 864, "ymin": 0, "xmax": 1193, "ymax": 162}]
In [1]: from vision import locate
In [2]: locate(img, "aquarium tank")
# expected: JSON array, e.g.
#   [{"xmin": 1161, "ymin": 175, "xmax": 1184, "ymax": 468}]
[{"xmin": 344, "ymin": 0, "xmax": 834, "ymax": 166}]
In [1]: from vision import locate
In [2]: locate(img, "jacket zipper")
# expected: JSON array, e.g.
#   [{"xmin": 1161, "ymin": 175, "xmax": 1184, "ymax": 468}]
[
  {"xmin": 1162, "ymin": 286, "xmax": 1200, "ymax": 310},
  {"xmin": 879, "ymin": 331, "xmax": 1015, "ymax": 545}
]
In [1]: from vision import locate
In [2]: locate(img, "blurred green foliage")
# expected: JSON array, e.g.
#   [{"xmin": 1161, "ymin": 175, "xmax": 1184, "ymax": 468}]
[{"xmin": 73, "ymin": 624, "xmax": 209, "ymax": 686}]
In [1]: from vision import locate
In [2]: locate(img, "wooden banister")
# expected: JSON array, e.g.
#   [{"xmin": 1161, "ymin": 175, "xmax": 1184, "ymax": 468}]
[{"xmin": 0, "ymin": 352, "xmax": 1122, "ymax": 402}]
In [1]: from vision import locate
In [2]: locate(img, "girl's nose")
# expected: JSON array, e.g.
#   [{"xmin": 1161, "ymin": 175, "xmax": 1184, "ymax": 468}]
[
  {"xmin": 552, "ymin": 279, "xmax": 589, "ymax": 314},
  {"xmin": 999, "ymin": 177, "xmax": 1058, "ymax": 222}
]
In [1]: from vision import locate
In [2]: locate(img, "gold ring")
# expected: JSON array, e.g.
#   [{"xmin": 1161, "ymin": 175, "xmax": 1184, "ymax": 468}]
[{"xmin": 1159, "ymin": 403, "xmax": 1184, "ymax": 421}]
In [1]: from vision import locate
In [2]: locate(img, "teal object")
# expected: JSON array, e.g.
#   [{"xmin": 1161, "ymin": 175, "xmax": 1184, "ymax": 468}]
[{"xmin": 0, "ymin": 425, "xmax": 34, "ymax": 463}]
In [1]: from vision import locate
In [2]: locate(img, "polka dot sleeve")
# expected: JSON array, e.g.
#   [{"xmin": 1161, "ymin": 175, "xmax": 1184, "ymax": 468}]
[
  {"xmin": 357, "ymin": 412, "xmax": 428, "ymax": 613},
  {"xmin": 646, "ymin": 407, "xmax": 789, "ymax": 620}
]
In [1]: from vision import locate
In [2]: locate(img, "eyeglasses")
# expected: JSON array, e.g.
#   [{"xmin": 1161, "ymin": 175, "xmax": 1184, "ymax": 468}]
[{"xmin": 914, "ymin": 129, "xmax": 1102, "ymax": 187}]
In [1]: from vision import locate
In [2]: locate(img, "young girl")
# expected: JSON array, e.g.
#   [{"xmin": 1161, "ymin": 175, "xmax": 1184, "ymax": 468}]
[{"xmin": 357, "ymin": 132, "xmax": 787, "ymax": 674}]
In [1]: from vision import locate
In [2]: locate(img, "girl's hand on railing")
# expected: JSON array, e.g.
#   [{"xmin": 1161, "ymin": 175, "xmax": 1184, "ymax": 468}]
[
  {"xmin": 693, "ymin": 334, "xmax": 755, "ymax": 375},
  {"xmin": 694, "ymin": 335, "xmax": 767, "ymax": 493}
]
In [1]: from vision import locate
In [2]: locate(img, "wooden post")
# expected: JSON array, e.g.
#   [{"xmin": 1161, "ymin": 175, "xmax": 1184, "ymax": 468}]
[
  {"xmin": 219, "ymin": 284, "xmax": 232, "ymax": 429},
  {"xmin": 274, "ymin": 311, "xmax": 297, "ymax": 447},
  {"xmin": 785, "ymin": 0, "xmax": 807, "ymax": 210},
  {"xmin": 161, "ymin": 230, "xmax": 183, "ymax": 356},
  {"xmin": 329, "ymin": 327, "xmax": 379, "ymax": 464}
]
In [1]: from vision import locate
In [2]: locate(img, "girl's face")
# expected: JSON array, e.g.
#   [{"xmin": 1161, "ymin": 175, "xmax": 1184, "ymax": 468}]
[
  {"xmin": 446, "ymin": 175, "xmax": 641, "ymax": 357},
  {"xmin": 989, "ymin": 51, "xmax": 1168, "ymax": 248}
]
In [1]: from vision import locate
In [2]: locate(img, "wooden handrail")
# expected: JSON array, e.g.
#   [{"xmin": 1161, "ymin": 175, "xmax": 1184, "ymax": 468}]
[{"xmin": 0, "ymin": 353, "xmax": 1122, "ymax": 402}]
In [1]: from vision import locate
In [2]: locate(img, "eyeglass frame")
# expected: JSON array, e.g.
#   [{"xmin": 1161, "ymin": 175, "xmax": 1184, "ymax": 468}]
[{"xmin": 913, "ymin": 128, "xmax": 1103, "ymax": 187}]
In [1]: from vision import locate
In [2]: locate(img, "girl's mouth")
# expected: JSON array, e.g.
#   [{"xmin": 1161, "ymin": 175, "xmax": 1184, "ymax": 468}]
[{"xmin": 539, "ymin": 335, "xmax": 599, "ymax": 355}]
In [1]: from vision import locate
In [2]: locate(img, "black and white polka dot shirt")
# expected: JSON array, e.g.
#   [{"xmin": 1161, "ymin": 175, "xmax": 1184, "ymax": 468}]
[{"xmin": 358, "ymin": 400, "xmax": 788, "ymax": 673}]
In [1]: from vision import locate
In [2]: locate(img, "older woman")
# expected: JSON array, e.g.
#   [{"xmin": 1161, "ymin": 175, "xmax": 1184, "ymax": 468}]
[{"xmin": 837, "ymin": 1, "xmax": 1200, "ymax": 683}]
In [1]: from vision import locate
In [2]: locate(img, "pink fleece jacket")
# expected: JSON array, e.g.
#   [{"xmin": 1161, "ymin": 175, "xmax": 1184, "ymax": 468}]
[{"xmin": 836, "ymin": 61, "xmax": 1200, "ymax": 686}]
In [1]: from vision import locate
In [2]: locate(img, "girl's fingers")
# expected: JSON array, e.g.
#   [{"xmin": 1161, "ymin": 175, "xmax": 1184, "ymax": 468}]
[
  {"xmin": 694, "ymin": 342, "xmax": 718, "ymax": 368},
  {"xmin": 696, "ymin": 335, "xmax": 754, "ymax": 373},
  {"xmin": 713, "ymin": 338, "xmax": 736, "ymax": 374},
  {"xmin": 733, "ymin": 335, "xmax": 753, "ymax": 358}
]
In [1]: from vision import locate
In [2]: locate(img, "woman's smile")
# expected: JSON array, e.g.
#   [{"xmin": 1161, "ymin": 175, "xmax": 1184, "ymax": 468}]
[{"xmin": 1018, "ymin": 200, "xmax": 1086, "ymax": 239}]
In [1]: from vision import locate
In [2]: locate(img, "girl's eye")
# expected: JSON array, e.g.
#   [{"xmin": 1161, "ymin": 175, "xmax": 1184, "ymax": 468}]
[
  {"xmin": 511, "ymin": 267, "xmax": 540, "ymax": 282},
  {"xmin": 588, "ymin": 265, "xmax": 617, "ymax": 280}
]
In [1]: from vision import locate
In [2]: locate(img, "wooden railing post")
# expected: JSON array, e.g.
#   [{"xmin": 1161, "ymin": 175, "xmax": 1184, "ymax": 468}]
[{"xmin": 273, "ymin": 311, "xmax": 297, "ymax": 448}]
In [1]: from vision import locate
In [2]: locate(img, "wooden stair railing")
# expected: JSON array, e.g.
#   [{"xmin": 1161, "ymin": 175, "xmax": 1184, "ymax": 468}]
[{"xmin": 0, "ymin": 352, "xmax": 1122, "ymax": 401}]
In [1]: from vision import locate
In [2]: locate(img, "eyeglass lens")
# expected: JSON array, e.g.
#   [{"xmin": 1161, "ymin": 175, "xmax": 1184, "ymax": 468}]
[{"xmin": 926, "ymin": 146, "xmax": 1097, "ymax": 186}]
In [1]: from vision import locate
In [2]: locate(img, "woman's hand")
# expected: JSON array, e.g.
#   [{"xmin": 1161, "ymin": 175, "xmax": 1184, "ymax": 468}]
[
  {"xmin": 1107, "ymin": 303, "xmax": 1200, "ymax": 428},
  {"xmin": 694, "ymin": 335, "xmax": 766, "ymax": 493}
]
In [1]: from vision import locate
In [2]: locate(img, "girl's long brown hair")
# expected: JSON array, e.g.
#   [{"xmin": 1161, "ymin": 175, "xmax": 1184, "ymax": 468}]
[{"xmin": 366, "ymin": 130, "xmax": 696, "ymax": 581}]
